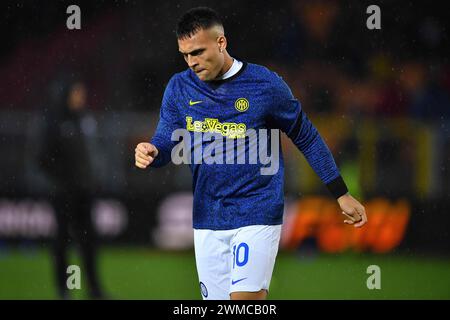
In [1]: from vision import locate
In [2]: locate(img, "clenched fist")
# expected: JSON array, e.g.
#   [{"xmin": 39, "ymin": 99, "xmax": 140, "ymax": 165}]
[{"xmin": 135, "ymin": 142, "xmax": 159, "ymax": 169}]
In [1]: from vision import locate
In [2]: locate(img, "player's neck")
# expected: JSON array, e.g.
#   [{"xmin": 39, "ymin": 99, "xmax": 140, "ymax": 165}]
[{"xmin": 216, "ymin": 52, "xmax": 234, "ymax": 79}]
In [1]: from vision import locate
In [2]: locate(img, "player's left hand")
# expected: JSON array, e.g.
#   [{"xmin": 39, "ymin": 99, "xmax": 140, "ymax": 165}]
[{"xmin": 337, "ymin": 193, "xmax": 367, "ymax": 228}]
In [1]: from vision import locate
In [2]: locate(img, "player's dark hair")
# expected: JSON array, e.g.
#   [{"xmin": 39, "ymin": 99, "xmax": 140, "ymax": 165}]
[{"xmin": 176, "ymin": 7, "xmax": 223, "ymax": 39}]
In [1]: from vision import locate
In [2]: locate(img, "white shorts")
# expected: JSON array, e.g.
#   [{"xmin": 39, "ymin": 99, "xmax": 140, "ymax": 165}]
[{"xmin": 194, "ymin": 224, "xmax": 282, "ymax": 300}]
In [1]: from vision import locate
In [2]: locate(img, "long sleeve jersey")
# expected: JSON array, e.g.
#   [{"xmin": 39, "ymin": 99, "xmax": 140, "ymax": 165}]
[{"xmin": 150, "ymin": 62, "xmax": 348, "ymax": 230}]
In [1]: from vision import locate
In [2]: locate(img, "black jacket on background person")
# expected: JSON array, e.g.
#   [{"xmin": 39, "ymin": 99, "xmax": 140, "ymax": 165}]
[{"xmin": 39, "ymin": 104, "xmax": 97, "ymax": 194}]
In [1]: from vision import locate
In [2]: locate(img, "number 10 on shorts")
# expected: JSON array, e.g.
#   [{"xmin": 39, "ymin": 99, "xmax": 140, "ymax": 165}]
[{"xmin": 233, "ymin": 243, "xmax": 249, "ymax": 268}]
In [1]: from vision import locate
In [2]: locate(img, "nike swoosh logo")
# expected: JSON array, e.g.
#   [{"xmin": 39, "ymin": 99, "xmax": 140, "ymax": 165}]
[
  {"xmin": 231, "ymin": 277, "xmax": 247, "ymax": 285},
  {"xmin": 189, "ymin": 99, "xmax": 202, "ymax": 106}
]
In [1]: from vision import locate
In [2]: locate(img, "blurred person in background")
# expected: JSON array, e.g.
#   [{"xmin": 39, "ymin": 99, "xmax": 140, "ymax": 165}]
[
  {"xmin": 38, "ymin": 76, "xmax": 105, "ymax": 300},
  {"xmin": 399, "ymin": 61, "xmax": 450, "ymax": 120}
]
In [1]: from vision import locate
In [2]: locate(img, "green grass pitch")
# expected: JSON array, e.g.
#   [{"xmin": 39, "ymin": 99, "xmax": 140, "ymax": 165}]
[{"xmin": 0, "ymin": 247, "xmax": 449, "ymax": 299}]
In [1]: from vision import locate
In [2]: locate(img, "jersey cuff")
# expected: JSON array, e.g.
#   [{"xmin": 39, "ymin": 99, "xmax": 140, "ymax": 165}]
[
  {"xmin": 148, "ymin": 140, "xmax": 169, "ymax": 168},
  {"xmin": 326, "ymin": 175, "xmax": 349, "ymax": 199}
]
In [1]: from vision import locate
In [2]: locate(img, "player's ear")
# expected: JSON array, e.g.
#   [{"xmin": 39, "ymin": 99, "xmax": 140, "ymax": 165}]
[{"xmin": 217, "ymin": 35, "xmax": 227, "ymax": 52}]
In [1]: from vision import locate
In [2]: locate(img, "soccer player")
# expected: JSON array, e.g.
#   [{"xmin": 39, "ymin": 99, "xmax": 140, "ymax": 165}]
[{"xmin": 135, "ymin": 7, "xmax": 367, "ymax": 300}]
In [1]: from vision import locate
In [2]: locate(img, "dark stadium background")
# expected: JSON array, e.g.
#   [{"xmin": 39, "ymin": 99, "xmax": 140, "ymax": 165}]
[{"xmin": 0, "ymin": 0, "xmax": 449, "ymax": 299}]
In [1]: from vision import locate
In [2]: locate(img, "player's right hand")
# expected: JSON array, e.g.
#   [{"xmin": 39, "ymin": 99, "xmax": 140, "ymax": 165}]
[{"xmin": 135, "ymin": 142, "xmax": 159, "ymax": 169}]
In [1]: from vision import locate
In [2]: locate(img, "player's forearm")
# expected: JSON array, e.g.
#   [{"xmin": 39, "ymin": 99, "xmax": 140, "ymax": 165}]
[
  {"xmin": 291, "ymin": 112, "xmax": 348, "ymax": 198},
  {"xmin": 302, "ymin": 136, "xmax": 348, "ymax": 198}
]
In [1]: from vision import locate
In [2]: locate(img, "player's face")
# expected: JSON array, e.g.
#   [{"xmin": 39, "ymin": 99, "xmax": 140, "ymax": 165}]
[{"xmin": 178, "ymin": 28, "xmax": 224, "ymax": 81}]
